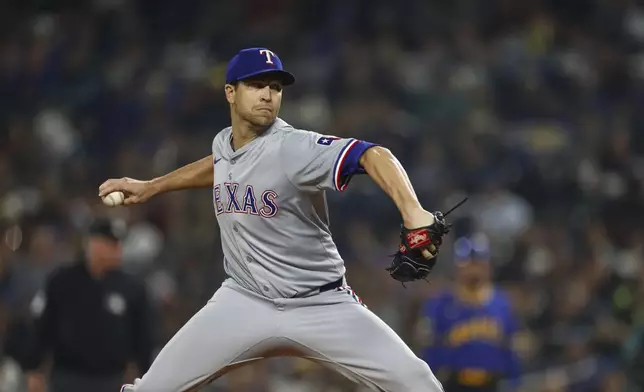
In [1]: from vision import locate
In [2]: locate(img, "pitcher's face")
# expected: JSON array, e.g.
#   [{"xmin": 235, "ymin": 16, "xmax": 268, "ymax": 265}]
[{"xmin": 226, "ymin": 75, "xmax": 283, "ymax": 127}]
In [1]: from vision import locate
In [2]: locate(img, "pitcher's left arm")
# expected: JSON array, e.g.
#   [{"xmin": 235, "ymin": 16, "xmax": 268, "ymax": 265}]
[{"xmin": 359, "ymin": 146, "xmax": 435, "ymax": 232}]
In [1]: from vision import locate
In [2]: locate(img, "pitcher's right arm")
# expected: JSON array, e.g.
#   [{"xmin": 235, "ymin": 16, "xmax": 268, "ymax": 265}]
[{"xmin": 99, "ymin": 155, "xmax": 214, "ymax": 204}]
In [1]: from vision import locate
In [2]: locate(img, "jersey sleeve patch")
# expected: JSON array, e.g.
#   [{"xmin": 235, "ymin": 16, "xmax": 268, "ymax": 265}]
[{"xmin": 316, "ymin": 135, "xmax": 340, "ymax": 145}]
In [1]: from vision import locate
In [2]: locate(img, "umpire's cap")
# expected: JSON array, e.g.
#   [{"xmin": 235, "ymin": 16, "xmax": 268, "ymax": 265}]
[
  {"xmin": 226, "ymin": 47, "xmax": 295, "ymax": 86},
  {"xmin": 87, "ymin": 218, "xmax": 127, "ymax": 243}
]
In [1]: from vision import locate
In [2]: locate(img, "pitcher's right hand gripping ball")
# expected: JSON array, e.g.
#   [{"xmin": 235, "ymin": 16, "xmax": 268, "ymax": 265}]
[
  {"xmin": 98, "ymin": 177, "xmax": 155, "ymax": 205},
  {"xmin": 387, "ymin": 211, "xmax": 451, "ymax": 283}
]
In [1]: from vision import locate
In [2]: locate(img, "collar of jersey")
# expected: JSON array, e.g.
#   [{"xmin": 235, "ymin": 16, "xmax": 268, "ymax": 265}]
[{"xmin": 225, "ymin": 118, "xmax": 285, "ymax": 158}]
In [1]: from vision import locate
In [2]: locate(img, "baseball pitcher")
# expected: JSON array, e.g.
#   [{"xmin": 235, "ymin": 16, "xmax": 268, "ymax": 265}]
[{"xmin": 100, "ymin": 48, "xmax": 450, "ymax": 392}]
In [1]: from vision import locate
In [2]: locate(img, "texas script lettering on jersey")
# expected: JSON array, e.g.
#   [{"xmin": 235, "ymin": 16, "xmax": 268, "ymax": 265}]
[{"xmin": 213, "ymin": 183, "xmax": 279, "ymax": 218}]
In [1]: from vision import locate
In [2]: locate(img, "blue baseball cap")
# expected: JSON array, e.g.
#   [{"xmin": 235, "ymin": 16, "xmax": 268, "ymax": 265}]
[
  {"xmin": 226, "ymin": 47, "xmax": 295, "ymax": 86},
  {"xmin": 453, "ymin": 233, "xmax": 491, "ymax": 263}
]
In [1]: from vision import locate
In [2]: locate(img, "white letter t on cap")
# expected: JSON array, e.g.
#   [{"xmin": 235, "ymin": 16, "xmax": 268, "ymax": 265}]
[{"xmin": 259, "ymin": 49, "xmax": 275, "ymax": 64}]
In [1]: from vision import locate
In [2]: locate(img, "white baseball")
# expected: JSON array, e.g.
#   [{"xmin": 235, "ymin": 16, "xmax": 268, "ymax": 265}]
[{"xmin": 102, "ymin": 191, "xmax": 125, "ymax": 207}]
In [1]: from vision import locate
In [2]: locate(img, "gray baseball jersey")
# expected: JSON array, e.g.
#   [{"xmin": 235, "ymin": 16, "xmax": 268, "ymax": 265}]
[{"xmin": 211, "ymin": 118, "xmax": 374, "ymax": 298}]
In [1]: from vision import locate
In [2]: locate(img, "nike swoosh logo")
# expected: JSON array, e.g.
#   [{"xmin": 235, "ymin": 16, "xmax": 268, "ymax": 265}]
[{"xmin": 214, "ymin": 158, "xmax": 222, "ymax": 165}]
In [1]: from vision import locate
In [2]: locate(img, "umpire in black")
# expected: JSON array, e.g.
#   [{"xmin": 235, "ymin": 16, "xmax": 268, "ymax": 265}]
[{"xmin": 21, "ymin": 218, "xmax": 153, "ymax": 392}]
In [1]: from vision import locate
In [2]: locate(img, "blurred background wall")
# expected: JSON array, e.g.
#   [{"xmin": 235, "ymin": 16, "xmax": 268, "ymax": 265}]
[{"xmin": 0, "ymin": 0, "xmax": 643, "ymax": 391}]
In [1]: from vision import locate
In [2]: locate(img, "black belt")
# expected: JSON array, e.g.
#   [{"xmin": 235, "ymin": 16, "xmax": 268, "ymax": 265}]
[
  {"xmin": 318, "ymin": 277, "xmax": 344, "ymax": 293},
  {"xmin": 290, "ymin": 277, "xmax": 344, "ymax": 298}
]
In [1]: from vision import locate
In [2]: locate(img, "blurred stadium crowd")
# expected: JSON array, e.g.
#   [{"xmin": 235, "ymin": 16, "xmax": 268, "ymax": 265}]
[{"xmin": 1, "ymin": 0, "xmax": 644, "ymax": 391}]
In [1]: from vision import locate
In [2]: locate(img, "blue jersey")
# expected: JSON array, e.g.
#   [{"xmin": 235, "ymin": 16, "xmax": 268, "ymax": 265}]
[{"xmin": 419, "ymin": 286, "xmax": 521, "ymax": 389}]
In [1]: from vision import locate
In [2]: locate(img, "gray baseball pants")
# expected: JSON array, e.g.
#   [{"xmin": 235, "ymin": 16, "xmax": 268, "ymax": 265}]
[{"xmin": 121, "ymin": 279, "xmax": 443, "ymax": 392}]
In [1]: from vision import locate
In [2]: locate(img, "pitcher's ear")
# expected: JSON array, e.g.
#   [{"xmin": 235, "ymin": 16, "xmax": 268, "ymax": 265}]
[{"xmin": 224, "ymin": 83, "xmax": 236, "ymax": 104}]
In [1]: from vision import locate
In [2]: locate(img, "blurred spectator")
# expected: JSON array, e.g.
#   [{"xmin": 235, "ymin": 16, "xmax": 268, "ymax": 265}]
[
  {"xmin": 19, "ymin": 218, "xmax": 153, "ymax": 392},
  {"xmin": 416, "ymin": 233, "xmax": 521, "ymax": 392}
]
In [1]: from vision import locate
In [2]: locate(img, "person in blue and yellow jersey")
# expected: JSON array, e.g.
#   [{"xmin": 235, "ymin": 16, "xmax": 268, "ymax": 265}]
[{"xmin": 417, "ymin": 233, "xmax": 521, "ymax": 392}]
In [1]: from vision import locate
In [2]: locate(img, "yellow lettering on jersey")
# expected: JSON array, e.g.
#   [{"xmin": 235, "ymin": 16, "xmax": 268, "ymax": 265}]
[{"xmin": 447, "ymin": 317, "xmax": 501, "ymax": 347}]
